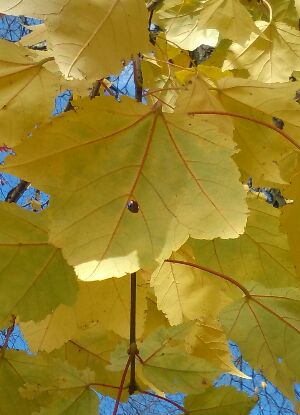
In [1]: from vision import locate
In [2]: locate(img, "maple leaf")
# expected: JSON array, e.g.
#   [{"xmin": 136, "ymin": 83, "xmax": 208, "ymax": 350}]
[
  {"xmin": 0, "ymin": 39, "xmax": 60, "ymax": 147},
  {"xmin": 0, "ymin": 0, "xmax": 150, "ymax": 80},
  {"xmin": 0, "ymin": 203, "xmax": 78, "ymax": 327},
  {"xmin": 190, "ymin": 196, "xmax": 299, "ymax": 288},
  {"xmin": 3, "ymin": 96, "xmax": 247, "ymax": 279},
  {"xmin": 185, "ymin": 386, "xmax": 256, "ymax": 415},
  {"xmin": 223, "ymin": 21, "xmax": 300, "ymax": 83},
  {"xmin": 156, "ymin": 0, "xmax": 261, "ymax": 48}
]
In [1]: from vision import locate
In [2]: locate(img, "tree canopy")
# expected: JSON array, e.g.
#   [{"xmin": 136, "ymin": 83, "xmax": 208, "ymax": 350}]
[{"xmin": 0, "ymin": 0, "xmax": 300, "ymax": 413}]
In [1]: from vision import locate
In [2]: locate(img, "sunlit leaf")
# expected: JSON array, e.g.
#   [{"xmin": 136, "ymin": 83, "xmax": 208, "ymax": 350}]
[
  {"xmin": 185, "ymin": 319, "xmax": 250, "ymax": 378},
  {"xmin": 224, "ymin": 21, "xmax": 300, "ymax": 82},
  {"xmin": 216, "ymin": 77, "xmax": 300, "ymax": 184},
  {"xmin": 0, "ymin": 0, "xmax": 150, "ymax": 80},
  {"xmin": 0, "ymin": 40, "xmax": 59, "ymax": 147},
  {"xmin": 151, "ymin": 244, "xmax": 232, "ymax": 325},
  {"xmin": 156, "ymin": 0, "xmax": 261, "ymax": 48},
  {"xmin": 3, "ymin": 96, "xmax": 247, "ymax": 279}
]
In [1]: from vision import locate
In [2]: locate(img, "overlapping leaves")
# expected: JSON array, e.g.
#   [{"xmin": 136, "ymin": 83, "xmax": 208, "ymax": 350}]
[{"xmin": 0, "ymin": 0, "xmax": 300, "ymax": 413}]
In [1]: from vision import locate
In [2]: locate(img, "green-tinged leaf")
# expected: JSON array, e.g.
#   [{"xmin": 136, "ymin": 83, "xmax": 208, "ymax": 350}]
[
  {"xmin": 191, "ymin": 196, "xmax": 299, "ymax": 287},
  {"xmin": 138, "ymin": 323, "xmax": 220, "ymax": 393},
  {"xmin": 21, "ymin": 274, "xmax": 147, "ymax": 351},
  {"xmin": 3, "ymin": 96, "xmax": 247, "ymax": 279},
  {"xmin": 0, "ymin": 350, "xmax": 39, "ymax": 415},
  {"xmin": 0, "ymin": 39, "xmax": 59, "ymax": 147},
  {"xmin": 185, "ymin": 386, "xmax": 256, "ymax": 415},
  {"xmin": 32, "ymin": 389, "xmax": 98, "ymax": 415},
  {"xmin": 221, "ymin": 284, "xmax": 300, "ymax": 401},
  {"xmin": 151, "ymin": 244, "xmax": 233, "ymax": 325},
  {"xmin": 49, "ymin": 325, "xmax": 125, "ymax": 399},
  {"xmin": 0, "ymin": 203, "xmax": 77, "ymax": 328},
  {"xmin": 216, "ymin": 77, "xmax": 300, "ymax": 184},
  {"xmin": 15, "ymin": 352, "xmax": 98, "ymax": 414},
  {"xmin": 224, "ymin": 21, "xmax": 300, "ymax": 82},
  {"xmin": 0, "ymin": 0, "xmax": 150, "ymax": 80},
  {"xmin": 281, "ymin": 167, "xmax": 300, "ymax": 276},
  {"xmin": 156, "ymin": 0, "xmax": 260, "ymax": 48}
]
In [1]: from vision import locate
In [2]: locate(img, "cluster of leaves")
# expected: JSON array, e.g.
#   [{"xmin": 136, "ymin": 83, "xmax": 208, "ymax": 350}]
[{"xmin": 0, "ymin": 0, "xmax": 300, "ymax": 414}]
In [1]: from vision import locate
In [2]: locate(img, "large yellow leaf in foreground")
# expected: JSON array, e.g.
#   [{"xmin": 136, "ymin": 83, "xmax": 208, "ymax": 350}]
[
  {"xmin": 0, "ymin": 203, "xmax": 78, "ymax": 328},
  {"xmin": 3, "ymin": 97, "xmax": 247, "ymax": 279},
  {"xmin": 0, "ymin": 0, "xmax": 149, "ymax": 80},
  {"xmin": 0, "ymin": 40, "xmax": 60, "ymax": 147}
]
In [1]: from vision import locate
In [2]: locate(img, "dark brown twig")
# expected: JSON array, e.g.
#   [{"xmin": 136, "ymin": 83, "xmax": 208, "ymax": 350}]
[
  {"xmin": 112, "ymin": 356, "xmax": 131, "ymax": 415},
  {"xmin": 1, "ymin": 315, "xmax": 16, "ymax": 354},
  {"xmin": 133, "ymin": 55, "xmax": 143, "ymax": 103},
  {"xmin": 5, "ymin": 180, "xmax": 30, "ymax": 203}
]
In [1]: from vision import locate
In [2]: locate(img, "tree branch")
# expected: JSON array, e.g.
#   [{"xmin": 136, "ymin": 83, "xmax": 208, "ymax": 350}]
[
  {"xmin": 139, "ymin": 390, "xmax": 188, "ymax": 414},
  {"xmin": 133, "ymin": 54, "xmax": 143, "ymax": 103},
  {"xmin": 128, "ymin": 272, "xmax": 138, "ymax": 395},
  {"xmin": 5, "ymin": 180, "xmax": 30, "ymax": 203},
  {"xmin": 112, "ymin": 356, "xmax": 131, "ymax": 415}
]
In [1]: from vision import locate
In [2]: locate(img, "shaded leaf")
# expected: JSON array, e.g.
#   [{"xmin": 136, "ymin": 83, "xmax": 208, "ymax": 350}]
[
  {"xmin": 20, "ymin": 274, "xmax": 147, "ymax": 351},
  {"xmin": 221, "ymin": 284, "xmax": 300, "ymax": 401},
  {"xmin": 281, "ymin": 166, "xmax": 300, "ymax": 276},
  {"xmin": 0, "ymin": 203, "xmax": 78, "ymax": 328},
  {"xmin": 138, "ymin": 323, "xmax": 220, "ymax": 394},
  {"xmin": 185, "ymin": 386, "xmax": 256, "ymax": 415},
  {"xmin": 0, "ymin": 350, "xmax": 39, "ymax": 415},
  {"xmin": 191, "ymin": 196, "xmax": 299, "ymax": 288},
  {"xmin": 49, "ymin": 325, "xmax": 125, "ymax": 399}
]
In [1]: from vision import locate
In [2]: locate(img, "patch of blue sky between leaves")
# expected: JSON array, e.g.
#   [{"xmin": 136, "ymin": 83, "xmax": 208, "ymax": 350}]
[
  {"xmin": 0, "ymin": 325, "xmax": 30, "ymax": 353},
  {"xmin": 98, "ymin": 391, "xmax": 184, "ymax": 415},
  {"xmin": 216, "ymin": 341, "xmax": 298, "ymax": 415},
  {"xmin": 0, "ymin": 15, "xmax": 41, "ymax": 41}
]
